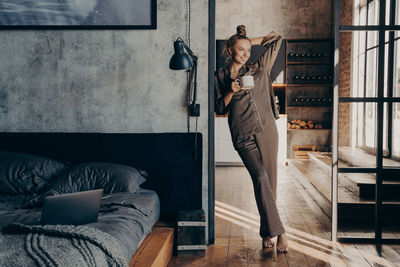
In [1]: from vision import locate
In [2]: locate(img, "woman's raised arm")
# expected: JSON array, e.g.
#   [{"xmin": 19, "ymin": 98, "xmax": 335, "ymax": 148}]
[{"xmin": 252, "ymin": 31, "xmax": 282, "ymax": 74}]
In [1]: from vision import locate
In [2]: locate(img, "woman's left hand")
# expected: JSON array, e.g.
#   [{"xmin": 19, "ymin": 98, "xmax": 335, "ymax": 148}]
[{"xmin": 231, "ymin": 80, "xmax": 241, "ymax": 93}]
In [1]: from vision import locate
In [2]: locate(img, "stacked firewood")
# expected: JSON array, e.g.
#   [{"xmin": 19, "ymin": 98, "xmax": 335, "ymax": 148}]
[{"xmin": 287, "ymin": 120, "xmax": 323, "ymax": 129}]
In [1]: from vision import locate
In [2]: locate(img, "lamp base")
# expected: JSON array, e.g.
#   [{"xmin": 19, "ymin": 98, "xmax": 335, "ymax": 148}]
[{"xmin": 189, "ymin": 104, "xmax": 200, "ymax": 117}]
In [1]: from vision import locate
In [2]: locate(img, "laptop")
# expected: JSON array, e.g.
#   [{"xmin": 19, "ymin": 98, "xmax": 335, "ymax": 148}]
[{"xmin": 41, "ymin": 189, "xmax": 103, "ymax": 225}]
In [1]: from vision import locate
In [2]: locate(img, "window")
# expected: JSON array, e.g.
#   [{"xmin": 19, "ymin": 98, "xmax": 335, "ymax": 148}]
[{"xmin": 351, "ymin": 0, "xmax": 400, "ymax": 159}]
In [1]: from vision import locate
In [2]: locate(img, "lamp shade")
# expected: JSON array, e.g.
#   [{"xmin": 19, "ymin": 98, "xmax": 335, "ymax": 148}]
[{"xmin": 169, "ymin": 39, "xmax": 193, "ymax": 70}]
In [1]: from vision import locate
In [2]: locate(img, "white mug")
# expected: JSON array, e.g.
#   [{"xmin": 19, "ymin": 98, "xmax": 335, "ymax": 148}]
[{"xmin": 236, "ymin": 75, "xmax": 255, "ymax": 89}]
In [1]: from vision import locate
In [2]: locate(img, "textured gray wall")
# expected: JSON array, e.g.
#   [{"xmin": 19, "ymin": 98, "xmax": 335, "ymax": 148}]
[
  {"xmin": 216, "ymin": 0, "xmax": 332, "ymax": 39},
  {"xmin": 0, "ymin": 0, "xmax": 210, "ymax": 238}
]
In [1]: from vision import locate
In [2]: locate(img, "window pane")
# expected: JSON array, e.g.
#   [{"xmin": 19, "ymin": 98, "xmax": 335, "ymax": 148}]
[
  {"xmin": 368, "ymin": 0, "xmax": 379, "ymax": 26},
  {"xmin": 352, "ymin": 31, "xmax": 366, "ymax": 97},
  {"xmin": 351, "ymin": 31, "xmax": 381, "ymax": 98},
  {"xmin": 383, "ymin": 102, "xmax": 400, "ymax": 166},
  {"xmin": 347, "ymin": 102, "xmax": 376, "ymax": 154},
  {"xmin": 356, "ymin": 1, "xmax": 367, "ymax": 26},
  {"xmin": 351, "ymin": 28, "xmax": 379, "ymax": 98},
  {"xmin": 395, "ymin": 37, "xmax": 400, "ymax": 97},
  {"xmin": 386, "ymin": 0, "xmax": 392, "ymax": 25},
  {"xmin": 365, "ymin": 103, "xmax": 377, "ymax": 148},
  {"xmin": 384, "ymin": 102, "xmax": 388, "ymax": 153},
  {"xmin": 338, "ymin": 102, "xmax": 377, "ymax": 168},
  {"xmin": 393, "ymin": 103, "xmax": 400, "ymax": 159},
  {"xmin": 366, "ymin": 48, "xmax": 378, "ymax": 97},
  {"xmin": 384, "ymin": 38, "xmax": 389, "ymax": 97},
  {"xmin": 356, "ymin": 102, "xmax": 364, "ymax": 147},
  {"xmin": 353, "ymin": 0, "xmax": 379, "ymax": 26},
  {"xmin": 367, "ymin": 30, "xmax": 378, "ymax": 49}
]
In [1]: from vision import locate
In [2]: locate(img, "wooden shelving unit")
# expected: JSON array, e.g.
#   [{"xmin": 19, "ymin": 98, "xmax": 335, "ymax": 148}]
[{"xmin": 285, "ymin": 39, "xmax": 333, "ymax": 158}]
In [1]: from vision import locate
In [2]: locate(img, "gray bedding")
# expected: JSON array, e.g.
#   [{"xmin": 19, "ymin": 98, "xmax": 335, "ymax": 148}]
[{"xmin": 0, "ymin": 188, "xmax": 160, "ymax": 266}]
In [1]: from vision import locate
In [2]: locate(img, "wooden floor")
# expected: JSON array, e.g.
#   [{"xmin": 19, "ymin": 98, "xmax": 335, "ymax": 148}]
[{"xmin": 168, "ymin": 162, "xmax": 400, "ymax": 267}]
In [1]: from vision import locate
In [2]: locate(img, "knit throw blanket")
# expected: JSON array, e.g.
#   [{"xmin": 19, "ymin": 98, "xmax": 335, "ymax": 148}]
[{"xmin": 0, "ymin": 223, "xmax": 127, "ymax": 267}]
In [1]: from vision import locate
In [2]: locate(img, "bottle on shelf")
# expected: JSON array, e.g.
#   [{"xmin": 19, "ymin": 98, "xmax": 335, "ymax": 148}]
[
  {"xmin": 293, "ymin": 97, "xmax": 298, "ymax": 105},
  {"xmin": 275, "ymin": 96, "xmax": 280, "ymax": 113}
]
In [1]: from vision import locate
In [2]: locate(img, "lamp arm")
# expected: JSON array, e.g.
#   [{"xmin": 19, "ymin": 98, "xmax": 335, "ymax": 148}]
[
  {"xmin": 192, "ymin": 59, "xmax": 198, "ymax": 104},
  {"xmin": 185, "ymin": 46, "xmax": 198, "ymax": 61},
  {"xmin": 176, "ymin": 37, "xmax": 198, "ymax": 60},
  {"xmin": 175, "ymin": 38, "xmax": 198, "ymax": 104},
  {"xmin": 174, "ymin": 37, "xmax": 200, "ymax": 117}
]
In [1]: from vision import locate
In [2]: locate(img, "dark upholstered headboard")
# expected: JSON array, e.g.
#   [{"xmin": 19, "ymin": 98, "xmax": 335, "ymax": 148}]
[{"xmin": 0, "ymin": 132, "xmax": 202, "ymax": 222}]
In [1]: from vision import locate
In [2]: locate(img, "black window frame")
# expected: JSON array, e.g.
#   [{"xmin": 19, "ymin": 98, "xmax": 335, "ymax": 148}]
[{"xmin": 332, "ymin": 0, "xmax": 400, "ymax": 254}]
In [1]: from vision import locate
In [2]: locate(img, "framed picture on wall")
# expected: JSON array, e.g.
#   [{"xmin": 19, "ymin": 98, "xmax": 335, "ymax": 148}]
[{"xmin": 0, "ymin": 0, "xmax": 157, "ymax": 29}]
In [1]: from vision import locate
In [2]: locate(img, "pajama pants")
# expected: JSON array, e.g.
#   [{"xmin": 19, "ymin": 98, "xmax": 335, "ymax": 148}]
[{"xmin": 233, "ymin": 124, "xmax": 285, "ymax": 238}]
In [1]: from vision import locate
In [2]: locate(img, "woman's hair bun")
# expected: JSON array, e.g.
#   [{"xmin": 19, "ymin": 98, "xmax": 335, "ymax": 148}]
[{"xmin": 236, "ymin": 25, "xmax": 246, "ymax": 37}]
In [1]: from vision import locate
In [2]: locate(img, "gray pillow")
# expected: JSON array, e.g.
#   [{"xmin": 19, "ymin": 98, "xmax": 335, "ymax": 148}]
[
  {"xmin": 0, "ymin": 151, "xmax": 67, "ymax": 195},
  {"xmin": 48, "ymin": 162, "xmax": 147, "ymax": 195}
]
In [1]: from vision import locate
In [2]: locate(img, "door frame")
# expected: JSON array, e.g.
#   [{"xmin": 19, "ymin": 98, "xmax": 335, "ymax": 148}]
[{"xmin": 208, "ymin": 0, "xmax": 216, "ymax": 244}]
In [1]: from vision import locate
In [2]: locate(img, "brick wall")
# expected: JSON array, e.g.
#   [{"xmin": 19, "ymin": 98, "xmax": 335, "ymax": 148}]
[{"xmin": 339, "ymin": 0, "xmax": 353, "ymax": 146}]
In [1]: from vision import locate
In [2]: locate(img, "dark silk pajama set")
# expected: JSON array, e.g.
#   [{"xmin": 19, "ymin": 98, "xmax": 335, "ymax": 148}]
[{"xmin": 215, "ymin": 31, "xmax": 285, "ymax": 238}]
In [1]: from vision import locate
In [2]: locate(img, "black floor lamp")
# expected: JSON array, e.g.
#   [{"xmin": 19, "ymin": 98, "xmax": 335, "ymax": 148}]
[{"xmin": 169, "ymin": 37, "xmax": 200, "ymax": 117}]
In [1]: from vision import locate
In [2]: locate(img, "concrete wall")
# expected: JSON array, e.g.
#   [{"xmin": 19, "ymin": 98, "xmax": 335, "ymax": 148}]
[
  {"xmin": 0, "ymin": 0, "xmax": 210, "ymax": 238},
  {"xmin": 216, "ymin": 0, "xmax": 332, "ymax": 39}
]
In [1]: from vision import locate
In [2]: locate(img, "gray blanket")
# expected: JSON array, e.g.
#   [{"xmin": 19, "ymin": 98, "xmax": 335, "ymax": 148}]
[
  {"xmin": 0, "ymin": 223, "xmax": 127, "ymax": 267},
  {"xmin": 0, "ymin": 189, "xmax": 160, "ymax": 266}
]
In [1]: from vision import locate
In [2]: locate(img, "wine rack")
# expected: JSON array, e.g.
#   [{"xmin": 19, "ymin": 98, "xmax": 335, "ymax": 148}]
[
  {"xmin": 286, "ymin": 65, "xmax": 332, "ymax": 85},
  {"xmin": 286, "ymin": 41, "xmax": 331, "ymax": 64},
  {"xmin": 286, "ymin": 86, "xmax": 332, "ymax": 107},
  {"xmin": 285, "ymin": 39, "xmax": 333, "ymax": 158}
]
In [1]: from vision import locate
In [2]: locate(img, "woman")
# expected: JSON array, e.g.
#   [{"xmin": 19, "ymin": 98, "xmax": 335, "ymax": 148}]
[{"xmin": 215, "ymin": 25, "xmax": 288, "ymax": 253}]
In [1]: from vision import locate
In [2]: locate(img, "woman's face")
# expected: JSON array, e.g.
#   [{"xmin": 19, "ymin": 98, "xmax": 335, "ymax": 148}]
[{"xmin": 230, "ymin": 39, "xmax": 251, "ymax": 65}]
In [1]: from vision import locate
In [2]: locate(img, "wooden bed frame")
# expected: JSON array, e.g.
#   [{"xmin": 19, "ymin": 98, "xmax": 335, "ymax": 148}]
[
  {"xmin": 130, "ymin": 225, "xmax": 174, "ymax": 267},
  {"xmin": 0, "ymin": 132, "xmax": 203, "ymax": 266}
]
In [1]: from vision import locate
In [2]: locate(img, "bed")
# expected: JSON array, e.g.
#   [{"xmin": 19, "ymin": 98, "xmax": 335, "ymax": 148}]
[{"xmin": 0, "ymin": 132, "xmax": 202, "ymax": 266}]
